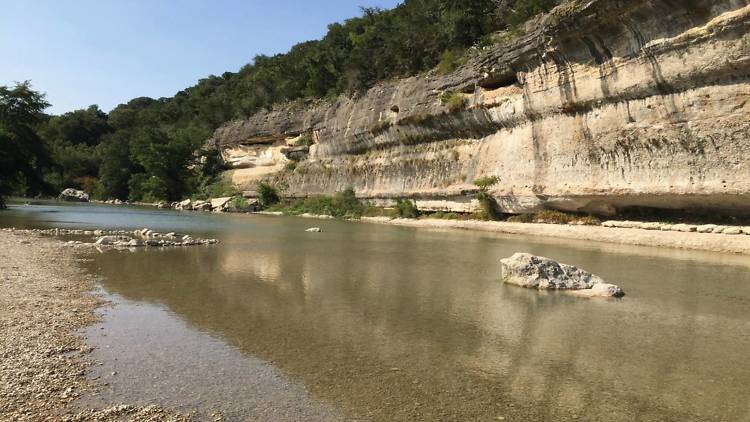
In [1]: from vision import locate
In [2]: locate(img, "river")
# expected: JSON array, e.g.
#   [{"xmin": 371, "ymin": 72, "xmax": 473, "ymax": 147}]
[{"xmin": 2, "ymin": 201, "xmax": 749, "ymax": 421}]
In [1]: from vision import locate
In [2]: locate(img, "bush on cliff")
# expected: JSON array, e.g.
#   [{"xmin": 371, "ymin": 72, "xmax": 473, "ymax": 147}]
[
  {"xmin": 395, "ymin": 199, "xmax": 420, "ymax": 218},
  {"xmin": 474, "ymin": 176, "xmax": 501, "ymax": 220},
  {"xmin": 257, "ymin": 182, "xmax": 281, "ymax": 208},
  {"xmin": 440, "ymin": 91, "xmax": 468, "ymax": 113}
]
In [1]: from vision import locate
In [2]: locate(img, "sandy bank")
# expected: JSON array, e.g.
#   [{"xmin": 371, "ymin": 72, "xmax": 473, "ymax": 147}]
[
  {"xmin": 360, "ymin": 217, "xmax": 750, "ymax": 255},
  {"xmin": 0, "ymin": 231, "xmax": 190, "ymax": 421}
]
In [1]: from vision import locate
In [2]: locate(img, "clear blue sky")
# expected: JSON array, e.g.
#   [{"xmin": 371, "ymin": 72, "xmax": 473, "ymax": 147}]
[{"xmin": 0, "ymin": 0, "xmax": 401, "ymax": 115}]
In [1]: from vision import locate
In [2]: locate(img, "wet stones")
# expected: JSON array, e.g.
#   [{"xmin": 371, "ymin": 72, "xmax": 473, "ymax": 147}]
[
  {"xmin": 601, "ymin": 220, "xmax": 750, "ymax": 236},
  {"xmin": 1, "ymin": 227, "xmax": 219, "ymax": 249}
]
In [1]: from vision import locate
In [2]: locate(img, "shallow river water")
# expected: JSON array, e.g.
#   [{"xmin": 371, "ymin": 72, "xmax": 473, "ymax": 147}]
[{"xmin": 2, "ymin": 202, "xmax": 749, "ymax": 421}]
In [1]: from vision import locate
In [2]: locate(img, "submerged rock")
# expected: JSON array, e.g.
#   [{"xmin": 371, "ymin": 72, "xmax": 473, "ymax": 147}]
[
  {"xmin": 59, "ymin": 188, "xmax": 89, "ymax": 202},
  {"xmin": 500, "ymin": 253, "xmax": 624, "ymax": 298}
]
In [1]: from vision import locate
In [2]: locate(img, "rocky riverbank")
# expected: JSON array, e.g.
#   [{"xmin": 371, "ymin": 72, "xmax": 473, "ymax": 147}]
[
  {"xmin": 0, "ymin": 230, "xmax": 192, "ymax": 421},
  {"xmin": 1, "ymin": 227, "xmax": 219, "ymax": 249},
  {"xmin": 360, "ymin": 217, "xmax": 750, "ymax": 255}
]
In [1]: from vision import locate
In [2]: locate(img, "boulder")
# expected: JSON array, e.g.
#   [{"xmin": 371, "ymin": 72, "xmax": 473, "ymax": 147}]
[
  {"xmin": 670, "ymin": 224, "xmax": 697, "ymax": 232},
  {"xmin": 156, "ymin": 201, "xmax": 170, "ymax": 209},
  {"xmin": 639, "ymin": 222, "xmax": 662, "ymax": 230},
  {"xmin": 696, "ymin": 224, "xmax": 718, "ymax": 233},
  {"xmin": 305, "ymin": 227, "xmax": 322, "ymax": 232},
  {"xmin": 193, "ymin": 200, "xmax": 212, "ymax": 211},
  {"xmin": 712, "ymin": 225, "xmax": 727, "ymax": 233},
  {"xmin": 176, "ymin": 199, "xmax": 192, "ymax": 211},
  {"xmin": 59, "ymin": 188, "xmax": 89, "ymax": 202},
  {"xmin": 210, "ymin": 197, "xmax": 233, "ymax": 212},
  {"xmin": 95, "ymin": 235, "xmax": 130, "ymax": 246},
  {"xmin": 722, "ymin": 226, "xmax": 742, "ymax": 235},
  {"xmin": 500, "ymin": 253, "xmax": 624, "ymax": 298}
]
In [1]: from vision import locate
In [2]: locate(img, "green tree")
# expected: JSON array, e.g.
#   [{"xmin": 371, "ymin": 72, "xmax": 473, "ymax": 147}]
[
  {"xmin": 39, "ymin": 105, "xmax": 112, "ymax": 193},
  {"xmin": 0, "ymin": 81, "xmax": 50, "ymax": 207}
]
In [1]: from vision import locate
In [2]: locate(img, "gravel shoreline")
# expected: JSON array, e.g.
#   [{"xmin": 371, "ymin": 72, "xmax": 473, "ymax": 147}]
[{"xmin": 0, "ymin": 231, "xmax": 191, "ymax": 421}]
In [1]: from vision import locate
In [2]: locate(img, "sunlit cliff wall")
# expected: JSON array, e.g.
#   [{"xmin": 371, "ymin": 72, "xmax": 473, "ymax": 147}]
[{"xmin": 208, "ymin": 0, "xmax": 750, "ymax": 215}]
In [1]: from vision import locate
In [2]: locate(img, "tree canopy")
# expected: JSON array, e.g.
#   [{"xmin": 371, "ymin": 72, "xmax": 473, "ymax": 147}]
[
  {"xmin": 1, "ymin": 0, "xmax": 559, "ymax": 205},
  {"xmin": 0, "ymin": 81, "xmax": 51, "ymax": 207}
]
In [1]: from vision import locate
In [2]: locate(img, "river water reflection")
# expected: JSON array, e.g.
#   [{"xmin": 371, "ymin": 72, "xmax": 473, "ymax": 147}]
[{"xmin": 2, "ymin": 202, "xmax": 749, "ymax": 421}]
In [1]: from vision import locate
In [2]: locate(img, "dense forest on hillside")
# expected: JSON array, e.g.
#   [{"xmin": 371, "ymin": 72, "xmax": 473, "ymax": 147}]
[{"xmin": 0, "ymin": 0, "xmax": 559, "ymax": 206}]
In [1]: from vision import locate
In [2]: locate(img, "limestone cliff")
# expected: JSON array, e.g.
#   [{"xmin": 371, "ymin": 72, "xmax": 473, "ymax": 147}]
[{"xmin": 208, "ymin": 0, "xmax": 750, "ymax": 215}]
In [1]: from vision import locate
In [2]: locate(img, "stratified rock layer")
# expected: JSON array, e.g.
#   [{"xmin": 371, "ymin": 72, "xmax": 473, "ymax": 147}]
[{"xmin": 210, "ymin": 0, "xmax": 750, "ymax": 215}]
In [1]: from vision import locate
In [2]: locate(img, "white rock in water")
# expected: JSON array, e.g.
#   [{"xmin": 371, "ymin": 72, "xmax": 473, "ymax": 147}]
[
  {"xmin": 305, "ymin": 227, "xmax": 322, "ymax": 232},
  {"xmin": 500, "ymin": 253, "xmax": 624, "ymax": 298},
  {"xmin": 95, "ymin": 236, "xmax": 122, "ymax": 246},
  {"xmin": 59, "ymin": 188, "xmax": 89, "ymax": 202},
  {"xmin": 210, "ymin": 197, "xmax": 232, "ymax": 212}
]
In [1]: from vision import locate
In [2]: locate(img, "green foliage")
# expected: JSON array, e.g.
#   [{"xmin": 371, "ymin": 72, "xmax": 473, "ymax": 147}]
[
  {"xmin": 473, "ymin": 175, "xmax": 500, "ymax": 220},
  {"xmin": 0, "ymin": 81, "xmax": 50, "ymax": 206},
  {"xmin": 503, "ymin": 0, "xmax": 561, "ymax": 27},
  {"xmin": 38, "ymin": 105, "xmax": 112, "ymax": 194},
  {"xmin": 473, "ymin": 176, "xmax": 500, "ymax": 190},
  {"xmin": 3, "ymin": 2, "xmax": 560, "ymax": 205},
  {"xmin": 257, "ymin": 182, "xmax": 281, "ymax": 208},
  {"xmin": 425, "ymin": 211, "xmax": 462, "ymax": 220},
  {"xmin": 437, "ymin": 49, "xmax": 467, "ymax": 75},
  {"xmin": 506, "ymin": 213, "xmax": 535, "ymax": 223},
  {"xmin": 394, "ymin": 199, "xmax": 420, "ymax": 218},
  {"xmin": 295, "ymin": 133, "xmax": 314, "ymax": 147},
  {"xmin": 507, "ymin": 210, "xmax": 601, "ymax": 225},
  {"xmin": 280, "ymin": 188, "xmax": 365, "ymax": 219},
  {"xmin": 229, "ymin": 195, "xmax": 254, "ymax": 212},
  {"xmin": 195, "ymin": 176, "xmax": 236, "ymax": 200},
  {"xmin": 440, "ymin": 91, "xmax": 468, "ymax": 113}
]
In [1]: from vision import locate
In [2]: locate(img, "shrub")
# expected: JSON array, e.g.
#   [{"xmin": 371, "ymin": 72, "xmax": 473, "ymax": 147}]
[
  {"xmin": 533, "ymin": 209, "xmax": 574, "ymax": 224},
  {"xmin": 426, "ymin": 211, "xmax": 461, "ymax": 220},
  {"xmin": 473, "ymin": 176, "xmax": 500, "ymax": 190},
  {"xmin": 473, "ymin": 176, "xmax": 501, "ymax": 220},
  {"xmin": 195, "ymin": 177, "xmax": 237, "ymax": 200},
  {"xmin": 285, "ymin": 161, "xmax": 298, "ymax": 172},
  {"xmin": 394, "ymin": 199, "xmax": 420, "ymax": 218},
  {"xmin": 295, "ymin": 133, "xmax": 314, "ymax": 147},
  {"xmin": 437, "ymin": 49, "xmax": 467, "ymax": 75},
  {"xmin": 507, "ymin": 213, "xmax": 535, "ymax": 223},
  {"xmin": 282, "ymin": 187, "xmax": 365, "ymax": 218},
  {"xmin": 440, "ymin": 91, "xmax": 468, "ymax": 113},
  {"xmin": 229, "ymin": 195, "xmax": 255, "ymax": 212},
  {"xmin": 257, "ymin": 182, "xmax": 280, "ymax": 208},
  {"xmin": 371, "ymin": 120, "xmax": 392, "ymax": 135}
]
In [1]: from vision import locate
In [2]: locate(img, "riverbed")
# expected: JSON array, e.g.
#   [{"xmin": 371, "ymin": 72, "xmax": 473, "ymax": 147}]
[{"xmin": 2, "ymin": 201, "xmax": 749, "ymax": 421}]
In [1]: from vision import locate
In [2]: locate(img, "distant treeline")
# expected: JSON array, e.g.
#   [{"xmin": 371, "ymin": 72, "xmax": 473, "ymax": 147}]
[{"xmin": 0, "ymin": 0, "xmax": 558, "ymax": 206}]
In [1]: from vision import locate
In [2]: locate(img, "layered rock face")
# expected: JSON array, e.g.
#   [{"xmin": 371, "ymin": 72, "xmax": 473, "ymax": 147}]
[{"xmin": 209, "ymin": 0, "xmax": 750, "ymax": 215}]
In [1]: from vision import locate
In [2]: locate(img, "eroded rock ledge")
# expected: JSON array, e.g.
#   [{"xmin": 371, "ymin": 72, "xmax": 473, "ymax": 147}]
[{"xmin": 208, "ymin": 0, "xmax": 750, "ymax": 217}]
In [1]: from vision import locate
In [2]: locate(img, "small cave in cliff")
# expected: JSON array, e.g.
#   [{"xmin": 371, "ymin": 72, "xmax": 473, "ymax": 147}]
[{"xmin": 478, "ymin": 73, "xmax": 519, "ymax": 90}]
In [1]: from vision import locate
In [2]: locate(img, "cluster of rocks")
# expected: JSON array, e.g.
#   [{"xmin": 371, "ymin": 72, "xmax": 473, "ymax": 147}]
[
  {"xmin": 1, "ymin": 227, "xmax": 219, "ymax": 249},
  {"xmin": 601, "ymin": 220, "xmax": 750, "ymax": 235},
  {"xmin": 501, "ymin": 253, "xmax": 625, "ymax": 298},
  {"xmin": 169, "ymin": 197, "xmax": 258, "ymax": 213}
]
